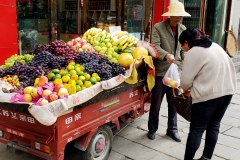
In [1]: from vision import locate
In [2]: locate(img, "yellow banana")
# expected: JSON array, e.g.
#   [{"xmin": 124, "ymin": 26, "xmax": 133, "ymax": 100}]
[
  {"xmin": 117, "ymin": 35, "xmax": 128, "ymax": 45},
  {"xmin": 127, "ymin": 34, "xmax": 133, "ymax": 43},
  {"xmin": 133, "ymin": 38, "xmax": 138, "ymax": 44},
  {"xmin": 122, "ymin": 42, "xmax": 129, "ymax": 50},
  {"xmin": 118, "ymin": 31, "xmax": 129, "ymax": 38},
  {"xmin": 128, "ymin": 41, "xmax": 134, "ymax": 47},
  {"xmin": 119, "ymin": 37, "xmax": 129, "ymax": 46}
]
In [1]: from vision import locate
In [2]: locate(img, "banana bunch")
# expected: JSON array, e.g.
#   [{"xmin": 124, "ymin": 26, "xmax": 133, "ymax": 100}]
[
  {"xmin": 111, "ymin": 31, "xmax": 138, "ymax": 51},
  {"xmin": 120, "ymin": 46, "xmax": 136, "ymax": 54},
  {"xmin": 83, "ymin": 27, "xmax": 112, "ymax": 45}
]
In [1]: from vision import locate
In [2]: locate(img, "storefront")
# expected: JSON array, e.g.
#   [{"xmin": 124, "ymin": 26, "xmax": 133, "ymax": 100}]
[{"xmin": 15, "ymin": 0, "xmax": 155, "ymax": 55}]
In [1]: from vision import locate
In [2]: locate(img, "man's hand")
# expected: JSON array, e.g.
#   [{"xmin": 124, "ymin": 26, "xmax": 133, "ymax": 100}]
[{"xmin": 165, "ymin": 54, "xmax": 175, "ymax": 64}]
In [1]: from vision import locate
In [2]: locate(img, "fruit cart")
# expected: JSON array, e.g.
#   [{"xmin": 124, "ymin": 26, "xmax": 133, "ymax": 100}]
[{"xmin": 0, "ymin": 63, "xmax": 151, "ymax": 160}]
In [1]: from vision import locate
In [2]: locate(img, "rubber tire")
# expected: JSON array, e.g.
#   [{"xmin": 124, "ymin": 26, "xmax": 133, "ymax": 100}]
[{"xmin": 80, "ymin": 125, "xmax": 113, "ymax": 160}]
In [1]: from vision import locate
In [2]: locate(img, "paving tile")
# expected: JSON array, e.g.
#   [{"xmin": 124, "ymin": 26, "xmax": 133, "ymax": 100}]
[
  {"xmin": 229, "ymin": 104, "xmax": 240, "ymax": 112},
  {"xmin": 128, "ymin": 118, "xmax": 147, "ymax": 128},
  {"xmin": 223, "ymin": 127, "xmax": 240, "ymax": 139},
  {"xmin": 214, "ymin": 144, "xmax": 240, "ymax": 160},
  {"xmin": 217, "ymin": 134, "xmax": 240, "ymax": 150},
  {"xmin": 221, "ymin": 115, "xmax": 240, "ymax": 128},
  {"xmin": 225, "ymin": 109, "xmax": 240, "ymax": 119},
  {"xmin": 108, "ymin": 150, "xmax": 129, "ymax": 160},
  {"xmin": 162, "ymin": 143, "xmax": 202, "ymax": 160},
  {"xmin": 112, "ymin": 136, "xmax": 162, "ymax": 160},
  {"xmin": 150, "ymin": 152, "xmax": 178, "ymax": 160}
]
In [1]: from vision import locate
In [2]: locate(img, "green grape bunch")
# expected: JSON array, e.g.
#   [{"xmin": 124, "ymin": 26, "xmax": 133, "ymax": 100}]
[{"xmin": 0, "ymin": 54, "xmax": 34, "ymax": 70}]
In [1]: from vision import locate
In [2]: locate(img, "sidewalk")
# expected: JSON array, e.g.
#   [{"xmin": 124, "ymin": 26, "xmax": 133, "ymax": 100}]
[{"xmin": 0, "ymin": 74, "xmax": 240, "ymax": 160}]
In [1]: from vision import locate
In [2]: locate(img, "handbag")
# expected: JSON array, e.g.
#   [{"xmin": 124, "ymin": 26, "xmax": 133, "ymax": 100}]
[{"xmin": 172, "ymin": 88, "xmax": 192, "ymax": 122}]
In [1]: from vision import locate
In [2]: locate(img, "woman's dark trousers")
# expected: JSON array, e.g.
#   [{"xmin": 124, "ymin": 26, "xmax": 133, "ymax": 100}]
[{"xmin": 184, "ymin": 95, "xmax": 233, "ymax": 160}]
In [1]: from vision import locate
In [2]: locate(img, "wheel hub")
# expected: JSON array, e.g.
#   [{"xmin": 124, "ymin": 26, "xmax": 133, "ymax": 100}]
[{"xmin": 95, "ymin": 138, "xmax": 105, "ymax": 153}]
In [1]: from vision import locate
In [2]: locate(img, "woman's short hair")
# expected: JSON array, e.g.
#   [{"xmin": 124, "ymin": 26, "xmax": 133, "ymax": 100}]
[{"xmin": 179, "ymin": 28, "xmax": 210, "ymax": 48}]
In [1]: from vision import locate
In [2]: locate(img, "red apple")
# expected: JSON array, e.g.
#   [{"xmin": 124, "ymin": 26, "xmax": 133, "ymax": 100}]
[
  {"xmin": 54, "ymin": 84, "xmax": 64, "ymax": 92},
  {"xmin": 49, "ymin": 92, "xmax": 59, "ymax": 102},
  {"xmin": 170, "ymin": 80, "xmax": 179, "ymax": 88},
  {"xmin": 38, "ymin": 76, "xmax": 48, "ymax": 87},
  {"xmin": 163, "ymin": 77, "xmax": 171, "ymax": 85},
  {"xmin": 23, "ymin": 93, "xmax": 32, "ymax": 102},
  {"xmin": 58, "ymin": 88, "xmax": 69, "ymax": 97},
  {"xmin": 30, "ymin": 87, "xmax": 40, "ymax": 98},
  {"xmin": 42, "ymin": 89, "xmax": 52, "ymax": 97},
  {"xmin": 41, "ymin": 98, "xmax": 49, "ymax": 105}
]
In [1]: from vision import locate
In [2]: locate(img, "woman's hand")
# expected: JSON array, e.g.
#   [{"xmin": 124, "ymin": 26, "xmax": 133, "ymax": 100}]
[
  {"xmin": 184, "ymin": 89, "xmax": 191, "ymax": 98},
  {"xmin": 165, "ymin": 54, "xmax": 175, "ymax": 64}
]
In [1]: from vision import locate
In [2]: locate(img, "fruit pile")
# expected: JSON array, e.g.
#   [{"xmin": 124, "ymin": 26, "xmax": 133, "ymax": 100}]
[
  {"xmin": 67, "ymin": 37, "xmax": 95, "ymax": 52},
  {"xmin": 83, "ymin": 28, "xmax": 119, "ymax": 63},
  {"xmin": 112, "ymin": 31, "xmax": 138, "ymax": 52},
  {"xmin": 1, "ymin": 75, "xmax": 21, "ymax": 93},
  {"xmin": 0, "ymin": 28, "xmax": 151, "ymax": 106}
]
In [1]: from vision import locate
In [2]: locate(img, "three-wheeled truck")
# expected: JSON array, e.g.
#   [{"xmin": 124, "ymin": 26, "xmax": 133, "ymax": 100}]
[{"xmin": 0, "ymin": 65, "xmax": 150, "ymax": 160}]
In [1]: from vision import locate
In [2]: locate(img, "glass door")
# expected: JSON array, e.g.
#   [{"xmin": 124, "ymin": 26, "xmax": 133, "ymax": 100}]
[
  {"xmin": 59, "ymin": 0, "xmax": 80, "ymax": 42},
  {"xmin": 17, "ymin": 0, "xmax": 49, "ymax": 54},
  {"xmin": 123, "ymin": 0, "xmax": 147, "ymax": 40}
]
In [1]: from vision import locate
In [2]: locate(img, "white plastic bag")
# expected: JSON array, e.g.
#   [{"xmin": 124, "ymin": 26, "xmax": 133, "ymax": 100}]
[{"xmin": 162, "ymin": 63, "xmax": 180, "ymax": 88}]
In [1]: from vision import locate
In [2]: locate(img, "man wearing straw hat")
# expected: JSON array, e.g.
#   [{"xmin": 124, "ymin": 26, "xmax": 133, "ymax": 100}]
[{"xmin": 147, "ymin": 1, "xmax": 190, "ymax": 142}]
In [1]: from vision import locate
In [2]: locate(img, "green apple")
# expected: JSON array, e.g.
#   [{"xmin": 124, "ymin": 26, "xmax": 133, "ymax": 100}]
[
  {"xmin": 99, "ymin": 50, "xmax": 106, "ymax": 54},
  {"xmin": 107, "ymin": 47, "xmax": 114, "ymax": 52},
  {"xmin": 104, "ymin": 38, "xmax": 110, "ymax": 43},
  {"xmin": 102, "ymin": 47, "xmax": 107, "ymax": 51},
  {"xmin": 107, "ymin": 54, "xmax": 113, "ymax": 59},
  {"xmin": 106, "ymin": 42, "xmax": 112, "ymax": 48},
  {"xmin": 112, "ymin": 41, "xmax": 118, "ymax": 46},
  {"xmin": 100, "ymin": 42, "xmax": 106, "ymax": 47},
  {"xmin": 111, "ymin": 58, "xmax": 118, "ymax": 63},
  {"xmin": 112, "ymin": 52, "xmax": 119, "ymax": 58},
  {"xmin": 93, "ymin": 41, "xmax": 100, "ymax": 46}
]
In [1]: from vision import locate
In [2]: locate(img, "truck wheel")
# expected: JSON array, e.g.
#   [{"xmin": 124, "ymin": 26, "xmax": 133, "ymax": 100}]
[{"xmin": 80, "ymin": 125, "xmax": 113, "ymax": 160}]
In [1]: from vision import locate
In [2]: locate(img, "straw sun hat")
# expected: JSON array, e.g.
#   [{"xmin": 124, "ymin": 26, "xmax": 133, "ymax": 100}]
[{"xmin": 162, "ymin": 1, "xmax": 191, "ymax": 17}]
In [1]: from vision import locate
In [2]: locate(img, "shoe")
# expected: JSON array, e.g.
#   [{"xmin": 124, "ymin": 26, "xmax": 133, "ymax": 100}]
[
  {"xmin": 147, "ymin": 132, "xmax": 155, "ymax": 140},
  {"xmin": 166, "ymin": 131, "xmax": 181, "ymax": 142}
]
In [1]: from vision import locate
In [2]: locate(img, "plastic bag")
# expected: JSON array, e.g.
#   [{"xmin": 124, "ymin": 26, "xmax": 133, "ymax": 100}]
[{"xmin": 162, "ymin": 63, "xmax": 180, "ymax": 88}]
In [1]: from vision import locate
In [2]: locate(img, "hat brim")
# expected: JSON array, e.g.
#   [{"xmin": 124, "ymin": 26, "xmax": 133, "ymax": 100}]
[{"xmin": 162, "ymin": 12, "xmax": 191, "ymax": 17}]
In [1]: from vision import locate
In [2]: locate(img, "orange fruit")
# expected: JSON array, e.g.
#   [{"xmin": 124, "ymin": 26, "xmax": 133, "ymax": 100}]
[
  {"xmin": 81, "ymin": 86, "xmax": 86, "ymax": 90},
  {"xmin": 84, "ymin": 81, "xmax": 92, "ymax": 88},
  {"xmin": 76, "ymin": 85, "xmax": 81, "ymax": 92},
  {"xmin": 54, "ymin": 78, "xmax": 63, "ymax": 85},
  {"xmin": 47, "ymin": 72, "xmax": 55, "ymax": 81},
  {"xmin": 71, "ymin": 74, "xmax": 78, "ymax": 80},
  {"xmin": 52, "ymin": 69, "xmax": 60, "ymax": 74},
  {"xmin": 84, "ymin": 73, "xmax": 91, "ymax": 81},
  {"xmin": 69, "ymin": 69, "xmax": 77, "ymax": 75},
  {"xmin": 132, "ymin": 46, "xmax": 148, "ymax": 59},
  {"xmin": 79, "ymin": 65, "xmax": 85, "ymax": 71},
  {"xmin": 68, "ymin": 79, "xmax": 76, "ymax": 85},
  {"xmin": 68, "ymin": 61, "xmax": 75, "ymax": 66},
  {"xmin": 67, "ymin": 65, "xmax": 75, "ymax": 71},
  {"xmin": 89, "ymin": 77, "xmax": 97, "ymax": 84},
  {"xmin": 118, "ymin": 53, "xmax": 134, "ymax": 69},
  {"xmin": 53, "ymin": 74, "xmax": 61, "ymax": 80},
  {"xmin": 92, "ymin": 73, "xmax": 99, "ymax": 77},
  {"xmin": 79, "ymin": 75, "xmax": 86, "ymax": 82},
  {"xmin": 95, "ymin": 76, "xmax": 101, "ymax": 82},
  {"xmin": 62, "ymin": 75, "xmax": 70, "ymax": 83},
  {"xmin": 76, "ymin": 80, "xmax": 83, "ymax": 86},
  {"xmin": 59, "ymin": 69, "xmax": 67, "ymax": 76}
]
